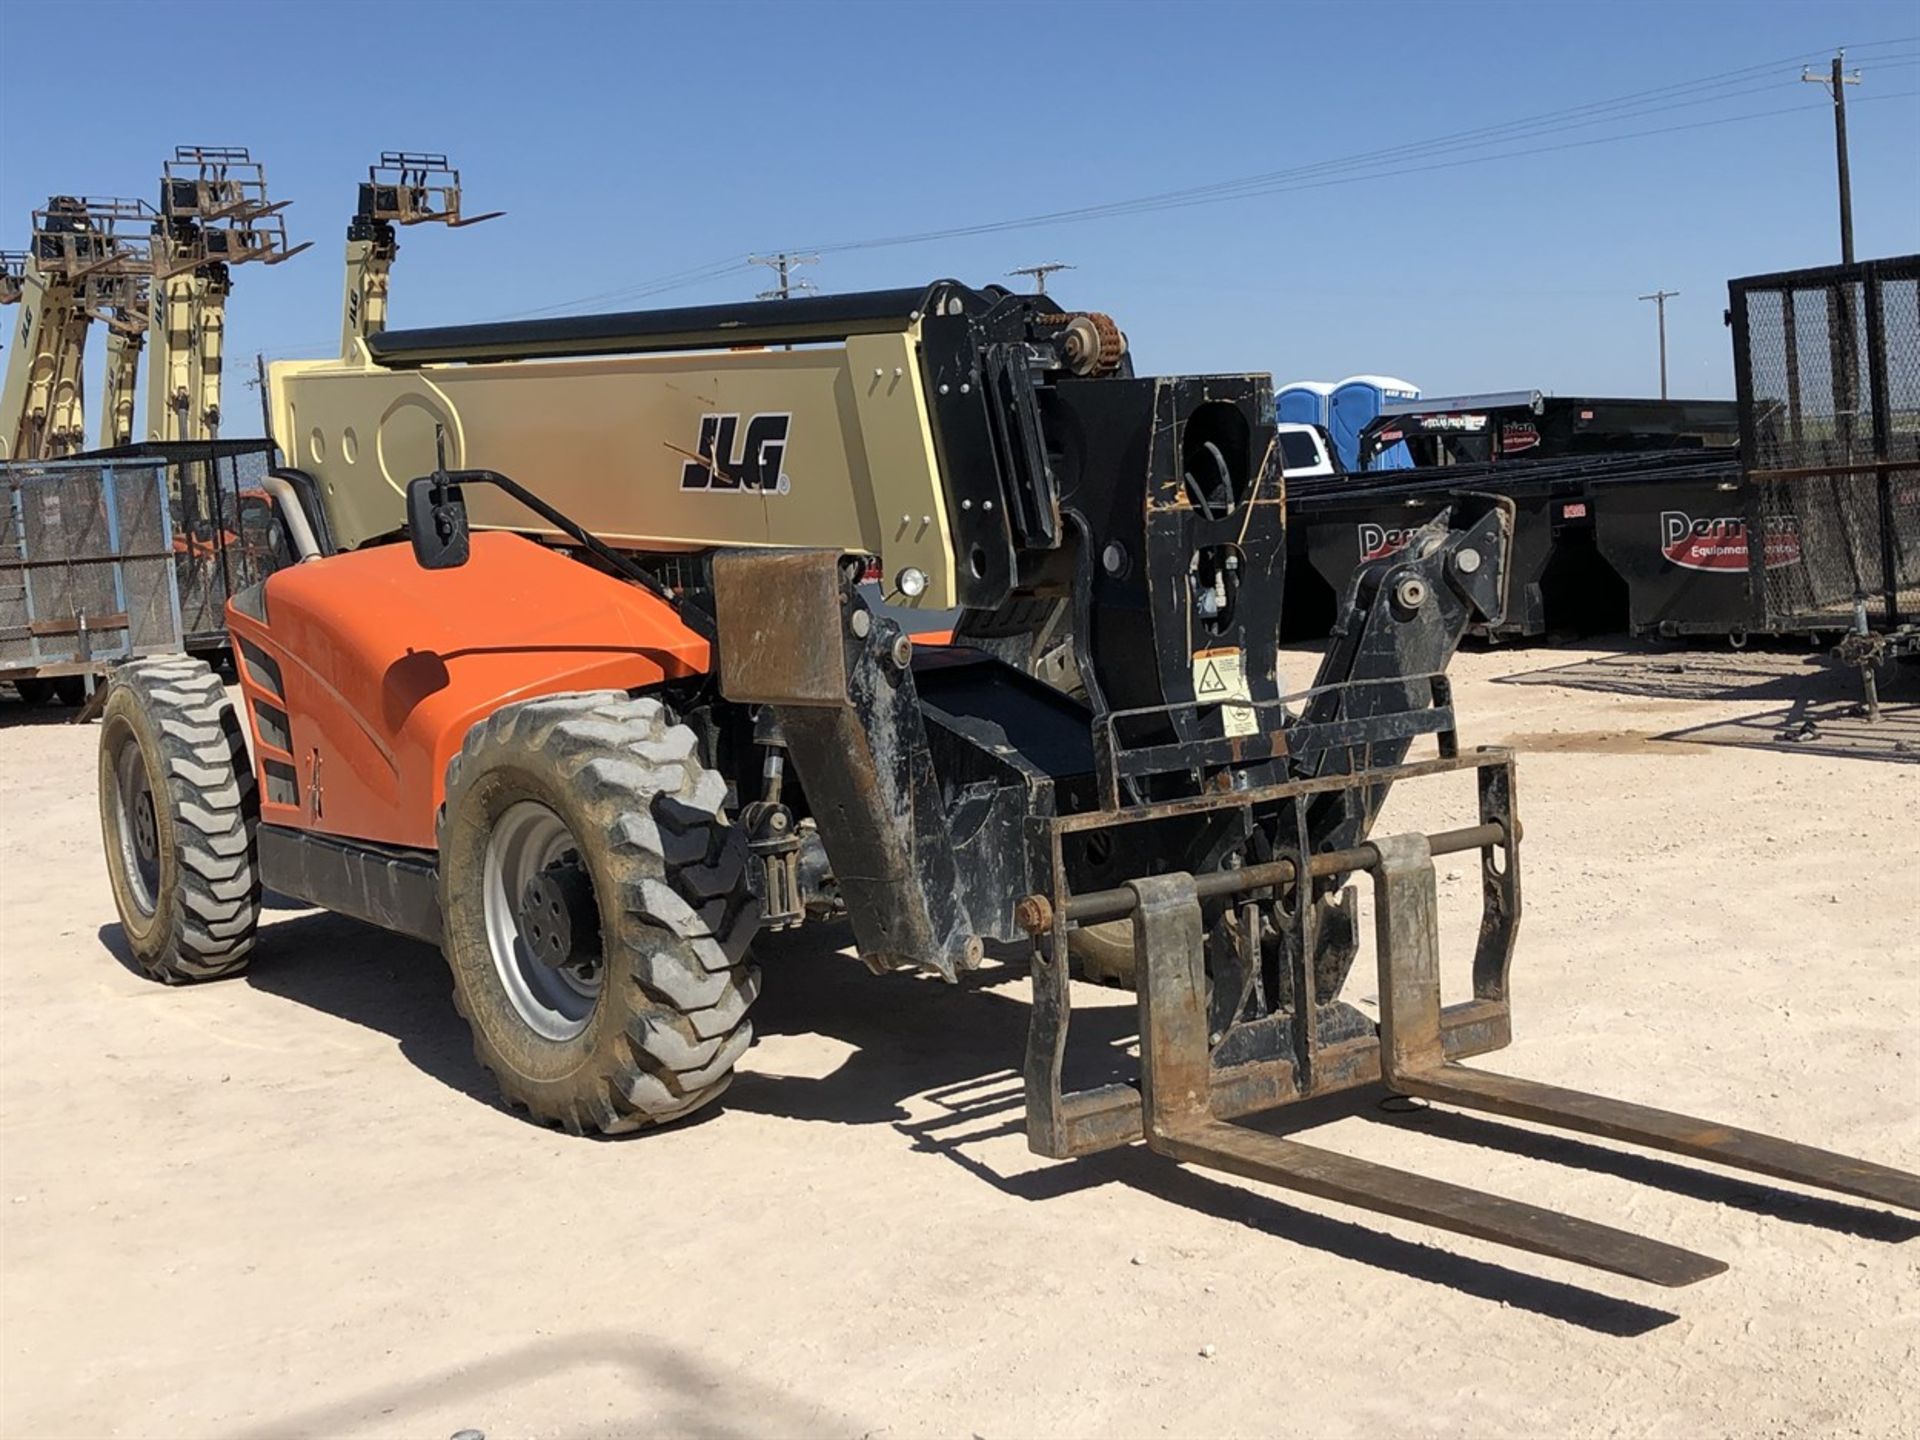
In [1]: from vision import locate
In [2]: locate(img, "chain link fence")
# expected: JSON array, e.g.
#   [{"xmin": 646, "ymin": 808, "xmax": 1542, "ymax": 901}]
[{"xmin": 1730, "ymin": 255, "xmax": 1920, "ymax": 632}]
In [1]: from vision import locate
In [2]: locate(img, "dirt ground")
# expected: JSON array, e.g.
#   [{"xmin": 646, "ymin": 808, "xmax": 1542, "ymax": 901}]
[{"xmin": 1, "ymin": 641, "xmax": 1916, "ymax": 1440}]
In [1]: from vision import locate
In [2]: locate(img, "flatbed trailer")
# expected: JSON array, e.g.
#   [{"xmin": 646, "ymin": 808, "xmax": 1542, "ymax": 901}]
[{"xmin": 1357, "ymin": 392, "xmax": 1740, "ymax": 472}]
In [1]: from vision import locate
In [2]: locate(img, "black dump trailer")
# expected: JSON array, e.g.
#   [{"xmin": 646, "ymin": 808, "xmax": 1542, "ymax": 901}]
[{"xmin": 1283, "ymin": 448, "xmax": 1747, "ymax": 641}]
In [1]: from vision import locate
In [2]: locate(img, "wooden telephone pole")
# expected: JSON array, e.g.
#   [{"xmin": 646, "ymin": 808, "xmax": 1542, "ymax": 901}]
[
  {"xmin": 1802, "ymin": 50, "xmax": 1862, "ymax": 263},
  {"xmin": 1638, "ymin": 289, "xmax": 1678, "ymax": 400},
  {"xmin": 1007, "ymin": 262, "xmax": 1074, "ymax": 295},
  {"xmin": 750, "ymin": 253, "xmax": 818, "ymax": 301}
]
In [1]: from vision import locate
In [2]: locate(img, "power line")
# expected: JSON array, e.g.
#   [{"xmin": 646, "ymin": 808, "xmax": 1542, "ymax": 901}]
[
  {"xmin": 337, "ymin": 40, "xmax": 1918, "ymax": 327},
  {"xmin": 786, "ymin": 41, "xmax": 1920, "ymax": 256},
  {"xmin": 485, "ymin": 255, "xmax": 755, "ymax": 321},
  {"xmin": 788, "ymin": 88, "xmax": 1920, "ymax": 261}
]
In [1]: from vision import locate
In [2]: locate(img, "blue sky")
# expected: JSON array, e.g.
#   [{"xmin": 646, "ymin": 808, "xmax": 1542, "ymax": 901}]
[{"xmin": 2, "ymin": 0, "xmax": 1916, "ymax": 425}]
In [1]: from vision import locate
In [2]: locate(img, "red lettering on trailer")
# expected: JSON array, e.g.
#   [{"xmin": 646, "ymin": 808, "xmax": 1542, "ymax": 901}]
[
  {"xmin": 1502, "ymin": 423, "xmax": 1541, "ymax": 455},
  {"xmin": 1659, "ymin": 511, "xmax": 1802, "ymax": 572},
  {"xmin": 1357, "ymin": 523, "xmax": 1418, "ymax": 563}
]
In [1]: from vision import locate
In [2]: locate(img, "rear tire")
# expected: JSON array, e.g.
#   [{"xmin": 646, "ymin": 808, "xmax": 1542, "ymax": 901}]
[
  {"xmin": 97, "ymin": 657, "xmax": 261, "ymax": 982},
  {"xmin": 437, "ymin": 692, "xmax": 762, "ymax": 1135},
  {"xmin": 1069, "ymin": 922, "xmax": 1137, "ymax": 987}
]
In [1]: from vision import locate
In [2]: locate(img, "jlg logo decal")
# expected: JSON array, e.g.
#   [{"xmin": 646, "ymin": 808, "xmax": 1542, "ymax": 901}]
[
  {"xmin": 1357, "ymin": 523, "xmax": 1419, "ymax": 563},
  {"xmin": 1660, "ymin": 511, "xmax": 1801, "ymax": 572},
  {"xmin": 679, "ymin": 413, "xmax": 791, "ymax": 494}
]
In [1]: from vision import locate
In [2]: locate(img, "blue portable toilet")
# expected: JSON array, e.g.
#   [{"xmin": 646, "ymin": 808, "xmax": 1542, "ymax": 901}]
[
  {"xmin": 1275, "ymin": 380, "xmax": 1335, "ymax": 429},
  {"xmin": 1329, "ymin": 375, "xmax": 1420, "ymax": 470}
]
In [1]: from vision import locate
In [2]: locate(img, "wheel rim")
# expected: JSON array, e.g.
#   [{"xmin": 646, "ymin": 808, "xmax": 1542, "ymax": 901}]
[
  {"xmin": 482, "ymin": 800, "xmax": 601, "ymax": 1042},
  {"xmin": 108, "ymin": 723, "xmax": 161, "ymax": 917}
]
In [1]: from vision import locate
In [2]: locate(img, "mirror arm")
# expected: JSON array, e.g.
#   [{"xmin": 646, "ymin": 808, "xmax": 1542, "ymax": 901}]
[{"xmin": 407, "ymin": 462, "xmax": 714, "ymax": 643}]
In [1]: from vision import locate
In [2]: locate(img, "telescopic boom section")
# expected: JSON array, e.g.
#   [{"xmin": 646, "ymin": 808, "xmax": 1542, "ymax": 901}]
[{"xmin": 271, "ymin": 282, "xmax": 1137, "ymax": 611}]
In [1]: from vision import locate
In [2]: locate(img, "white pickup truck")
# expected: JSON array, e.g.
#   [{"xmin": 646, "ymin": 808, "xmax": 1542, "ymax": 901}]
[{"xmin": 1275, "ymin": 422, "xmax": 1338, "ymax": 478}]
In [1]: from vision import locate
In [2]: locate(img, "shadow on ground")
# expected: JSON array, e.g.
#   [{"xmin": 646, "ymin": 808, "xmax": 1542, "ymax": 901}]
[
  {"xmin": 221, "ymin": 1329, "xmax": 864, "ymax": 1440},
  {"xmin": 97, "ymin": 893, "xmax": 1917, "ymax": 1337},
  {"xmin": 0, "ymin": 696, "xmax": 89, "ymax": 729},
  {"xmin": 1496, "ymin": 638, "xmax": 1918, "ymax": 762},
  {"xmin": 99, "ymin": 905, "xmax": 499, "ymax": 1108},
  {"xmin": 727, "ymin": 934, "xmax": 1701, "ymax": 1335}
]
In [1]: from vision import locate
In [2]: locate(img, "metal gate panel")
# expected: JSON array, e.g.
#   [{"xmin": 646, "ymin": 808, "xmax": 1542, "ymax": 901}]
[
  {"xmin": 1730, "ymin": 254, "xmax": 1920, "ymax": 631},
  {"xmin": 0, "ymin": 458, "xmax": 183, "ymax": 670}
]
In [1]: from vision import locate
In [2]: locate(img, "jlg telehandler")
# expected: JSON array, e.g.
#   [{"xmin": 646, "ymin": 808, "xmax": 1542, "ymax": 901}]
[{"xmin": 97, "ymin": 267, "xmax": 1917, "ymax": 1289}]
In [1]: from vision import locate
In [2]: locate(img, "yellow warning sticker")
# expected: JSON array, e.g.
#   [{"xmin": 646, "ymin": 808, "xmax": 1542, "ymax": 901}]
[{"xmin": 1192, "ymin": 646, "xmax": 1257, "ymax": 737}]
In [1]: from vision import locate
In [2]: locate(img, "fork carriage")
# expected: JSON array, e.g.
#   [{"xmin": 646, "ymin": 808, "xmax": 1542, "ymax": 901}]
[{"xmin": 1017, "ymin": 721, "xmax": 1917, "ymax": 1285}]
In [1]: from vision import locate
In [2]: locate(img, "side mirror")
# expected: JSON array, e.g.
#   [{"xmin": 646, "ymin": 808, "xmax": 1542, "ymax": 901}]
[{"xmin": 406, "ymin": 474, "xmax": 470, "ymax": 569}]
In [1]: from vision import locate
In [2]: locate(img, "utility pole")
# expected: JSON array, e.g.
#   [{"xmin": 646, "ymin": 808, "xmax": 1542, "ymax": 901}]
[
  {"xmin": 252, "ymin": 351, "xmax": 272, "ymax": 437},
  {"xmin": 1007, "ymin": 262, "xmax": 1074, "ymax": 295},
  {"xmin": 750, "ymin": 252, "xmax": 818, "ymax": 301},
  {"xmin": 1802, "ymin": 50, "xmax": 1862, "ymax": 263},
  {"xmin": 1638, "ymin": 289, "xmax": 1678, "ymax": 399}
]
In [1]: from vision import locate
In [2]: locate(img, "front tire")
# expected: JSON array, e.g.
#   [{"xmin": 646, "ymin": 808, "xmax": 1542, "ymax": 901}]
[
  {"xmin": 437, "ymin": 692, "xmax": 762, "ymax": 1134},
  {"xmin": 97, "ymin": 657, "xmax": 261, "ymax": 981}
]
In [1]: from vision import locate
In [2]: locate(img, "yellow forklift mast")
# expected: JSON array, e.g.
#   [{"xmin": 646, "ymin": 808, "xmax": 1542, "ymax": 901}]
[
  {"xmin": 91, "ymin": 270, "xmax": 149, "ymax": 452},
  {"xmin": 0, "ymin": 199, "xmax": 136, "ymax": 461},
  {"xmin": 341, "ymin": 152, "xmax": 501, "ymax": 361},
  {"xmin": 64, "ymin": 201, "xmax": 162, "ymax": 452},
  {"xmin": 144, "ymin": 146, "xmax": 307, "ymax": 444}
]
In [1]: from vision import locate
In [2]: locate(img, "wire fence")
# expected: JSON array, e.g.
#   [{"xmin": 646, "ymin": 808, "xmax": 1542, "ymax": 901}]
[
  {"xmin": 1, "ymin": 459, "xmax": 182, "ymax": 671},
  {"xmin": 160, "ymin": 443, "xmax": 282, "ymax": 643},
  {"xmin": 1730, "ymin": 254, "xmax": 1920, "ymax": 632},
  {"xmin": 1, "ymin": 441, "xmax": 285, "ymax": 673}
]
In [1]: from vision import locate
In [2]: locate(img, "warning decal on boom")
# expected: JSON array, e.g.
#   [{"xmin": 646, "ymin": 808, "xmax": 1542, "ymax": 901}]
[{"xmin": 1192, "ymin": 646, "xmax": 1257, "ymax": 737}]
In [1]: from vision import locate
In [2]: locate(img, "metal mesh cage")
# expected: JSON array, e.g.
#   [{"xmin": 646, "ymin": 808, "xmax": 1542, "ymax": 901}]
[
  {"xmin": 0, "ymin": 459, "xmax": 182, "ymax": 669},
  {"xmin": 1730, "ymin": 255, "xmax": 1920, "ymax": 631},
  {"xmin": 167, "ymin": 445, "xmax": 285, "ymax": 643}
]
